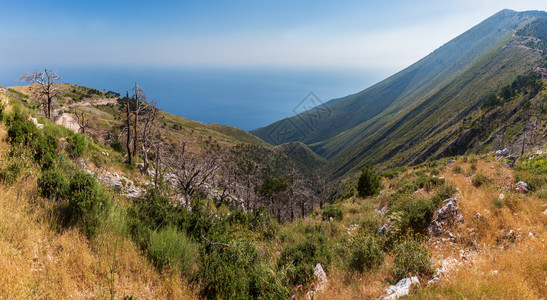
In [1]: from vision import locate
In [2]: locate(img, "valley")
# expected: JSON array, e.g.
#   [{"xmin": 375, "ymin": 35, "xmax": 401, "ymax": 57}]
[{"xmin": 1, "ymin": 8, "xmax": 547, "ymax": 300}]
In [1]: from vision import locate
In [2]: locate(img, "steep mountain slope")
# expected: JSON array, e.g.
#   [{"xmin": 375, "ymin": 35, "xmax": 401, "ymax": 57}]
[
  {"xmin": 252, "ymin": 9, "xmax": 547, "ymax": 179},
  {"xmin": 326, "ymin": 40, "xmax": 544, "ymax": 177}
]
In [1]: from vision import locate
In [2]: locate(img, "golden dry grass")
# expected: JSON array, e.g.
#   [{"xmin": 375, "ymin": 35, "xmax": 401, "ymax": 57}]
[
  {"xmin": 315, "ymin": 158, "xmax": 547, "ymax": 299},
  {"xmin": 0, "ymin": 184, "xmax": 197, "ymax": 299},
  {"xmin": 0, "ymin": 121, "xmax": 195, "ymax": 299}
]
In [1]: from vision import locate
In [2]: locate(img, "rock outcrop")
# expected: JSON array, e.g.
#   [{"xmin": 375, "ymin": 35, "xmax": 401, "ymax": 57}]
[
  {"xmin": 428, "ymin": 193, "xmax": 464, "ymax": 237},
  {"xmin": 384, "ymin": 276, "xmax": 420, "ymax": 299}
]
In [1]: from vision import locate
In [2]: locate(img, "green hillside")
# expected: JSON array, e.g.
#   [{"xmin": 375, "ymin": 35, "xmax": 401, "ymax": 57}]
[{"xmin": 252, "ymin": 9, "xmax": 547, "ymax": 180}]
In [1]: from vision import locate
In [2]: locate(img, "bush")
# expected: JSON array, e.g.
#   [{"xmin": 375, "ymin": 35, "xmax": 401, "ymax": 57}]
[
  {"xmin": 429, "ymin": 168, "xmax": 440, "ymax": 176},
  {"xmin": 149, "ymin": 226, "xmax": 198, "ymax": 276},
  {"xmin": 0, "ymin": 142, "xmax": 32, "ymax": 184},
  {"xmin": 515, "ymin": 172, "xmax": 547, "ymax": 191},
  {"xmin": 492, "ymin": 197, "xmax": 504, "ymax": 208},
  {"xmin": 37, "ymin": 169, "xmax": 67, "ymax": 200},
  {"xmin": 393, "ymin": 198, "xmax": 434, "ymax": 234},
  {"xmin": 66, "ymin": 171, "xmax": 111, "ymax": 237},
  {"xmin": 452, "ymin": 165, "xmax": 463, "ymax": 174},
  {"xmin": 391, "ymin": 238, "xmax": 433, "ymax": 281},
  {"xmin": 279, "ymin": 232, "xmax": 331, "ymax": 285},
  {"xmin": 348, "ymin": 233, "xmax": 384, "ymax": 272},
  {"xmin": 33, "ymin": 135, "xmax": 59, "ymax": 169},
  {"xmin": 200, "ymin": 237, "xmax": 288, "ymax": 299},
  {"xmin": 248, "ymin": 207, "xmax": 279, "ymax": 240},
  {"xmin": 471, "ymin": 174, "xmax": 489, "ymax": 187},
  {"xmin": 396, "ymin": 175, "xmax": 444, "ymax": 194},
  {"xmin": 431, "ymin": 184, "xmax": 457, "ymax": 205},
  {"xmin": 357, "ymin": 165, "xmax": 381, "ymax": 197},
  {"xmin": 381, "ymin": 167, "xmax": 407, "ymax": 179},
  {"xmin": 0, "ymin": 161, "xmax": 24, "ymax": 184},
  {"xmin": 66, "ymin": 133, "xmax": 87, "ymax": 158},
  {"xmin": 322, "ymin": 205, "xmax": 343, "ymax": 221},
  {"xmin": 7, "ymin": 119, "xmax": 39, "ymax": 146}
]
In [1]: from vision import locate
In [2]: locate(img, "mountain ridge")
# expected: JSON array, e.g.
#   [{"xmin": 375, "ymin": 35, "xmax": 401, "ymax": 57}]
[{"xmin": 252, "ymin": 9, "xmax": 547, "ymax": 179}]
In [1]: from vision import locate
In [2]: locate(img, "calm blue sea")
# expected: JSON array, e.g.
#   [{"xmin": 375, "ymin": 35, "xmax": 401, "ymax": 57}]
[{"xmin": 0, "ymin": 66, "xmax": 391, "ymax": 130}]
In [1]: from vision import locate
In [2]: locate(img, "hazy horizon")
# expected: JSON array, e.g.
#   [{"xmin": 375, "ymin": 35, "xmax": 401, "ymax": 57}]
[{"xmin": 2, "ymin": 1, "xmax": 547, "ymax": 129}]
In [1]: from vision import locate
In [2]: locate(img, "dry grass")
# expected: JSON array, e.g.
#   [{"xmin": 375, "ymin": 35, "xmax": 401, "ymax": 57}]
[
  {"xmin": 0, "ymin": 183, "xmax": 196, "ymax": 299},
  {"xmin": 314, "ymin": 158, "xmax": 547, "ymax": 299},
  {"xmin": 0, "ymin": 119, "xmax": 195, "ymax": 298}
]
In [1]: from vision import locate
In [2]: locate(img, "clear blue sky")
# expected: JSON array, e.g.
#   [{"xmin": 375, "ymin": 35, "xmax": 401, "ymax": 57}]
[{"xmin": 1, "ymin": 0, "xmax": 546, "ymax": 71}]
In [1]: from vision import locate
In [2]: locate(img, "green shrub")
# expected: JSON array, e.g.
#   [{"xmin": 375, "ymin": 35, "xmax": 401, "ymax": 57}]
[
  {"xmin": 340, "ymin": 186, "xmax": 356, "ymax": 200},
  {"xmin": 535, "ymin": 190, "xmax": 547, "ymax": 199},
  {"xmin": 452, "ymin": 165, "xmax": 463, "ymax": 174},
  {"xmin": 279, "ymin": 232, "xmax": 331, "ymax": 285},
  {"xmin": 37, "ymin": 169, "xmax": 67, "ymax": 200},
  {"xmin": 516, "ymin": 154, "xmax": 547, "ymax": 174},
  {"xmin": 33, "ymin": 135, "xmax": 59, "ymax": 168},
  {"xmin": 391, "ymin": 238, "xmax": 433, "ymax": 281},
  {"xmin": 348, "ymin": 233, "xmax": 384, "ymax": 272},
  {"xmin": 248, "ymin": 207, "xmax": 279, "ymax": 240},
  {"xmin": 470, "ymin": 164, "xmax": 477, "ymax": 172},
  {"xmin": 200, "ymin": 237, "xmax": 288, "ymax": 299},
  {"xmin": 127, "ymin": 189, "xmax": 183, "ymax": 249},
  {"xmin": 0, "ymin": 142, "xmax": 33, "ymax": 184},
  {"xmin": 66, "ymin": 133, "xmax": 87, "ymax": 158},
  {"xmin": 393, "ymin": 198, "xmax": 434, "ymax": 234},
  {"xmin": 471, "ymin": 174, "xmax": 489, "ymax": 187},
  {"xmin": 431, "ymin": 184, "xmax": 457, "ymax": 205},
  {"xmin": 322, "ymin": 205, "xmax": 343, "ymax": 221},
  {"xmin": 66, "ymin": 171, "xmax": 111, "ymax": 237},
  {"xmin": 359, "ymin": 215, "xmax": 382, "ymax": 234},
  {"xmin": 492, "ymin": 197, "xmax": 504, "ymax": 208},
  {"xmin": 515, "ymin": 172, "xmax": 547, "ymax": 191},
  {"xmin": 381, "ymin": 167, "xmax": 407, "ymax": 179},
  {"xmin": 149, "ymin": 226, "xmax": 198, "ymax": 275},
  {"xmin": 396, "ymin": 175, "xmax": 444, "ymax": 194},
  {"xmin": 357, "ymin": 165, "xmax": 381, "ymax": 198},
  {"xmin": 7, "ymin": 119, "xmax": 39, "ymax": 146},
  {"xmin": 0, "ymin": 160, "xmax": 24, "ymax": 184}
]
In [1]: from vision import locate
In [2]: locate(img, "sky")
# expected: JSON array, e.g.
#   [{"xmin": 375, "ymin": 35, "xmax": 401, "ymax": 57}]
[{"xmin": 1, "ymin": 0, "xmax": 547, "ymax": 71}]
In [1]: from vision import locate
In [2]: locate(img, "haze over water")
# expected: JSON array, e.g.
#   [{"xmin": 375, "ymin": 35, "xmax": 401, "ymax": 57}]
[{"xmin": 0, "ymin": 66, "xmax": 389, "ymax": 130}]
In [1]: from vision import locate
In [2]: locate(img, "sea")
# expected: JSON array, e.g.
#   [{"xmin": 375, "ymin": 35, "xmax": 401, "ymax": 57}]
[{"xmin": 0, "ymin": 66, "xmax": 392, "ymax": 130}]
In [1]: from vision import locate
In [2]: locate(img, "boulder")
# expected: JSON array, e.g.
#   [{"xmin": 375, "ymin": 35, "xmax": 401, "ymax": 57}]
[
  {"xmin": 313, "ymin": 263, "xmax": 328, "ymax": 291},
  {"xmin": 515, "ymin": 181, "xmax": 529, "ymax": 192},
  {"xmin": 495, "ymin": 148, "xmax": 509, "ymax": 156},
  {"xmin": 384, "ymin": 276, "xmax": 420, "ymax": 299}
]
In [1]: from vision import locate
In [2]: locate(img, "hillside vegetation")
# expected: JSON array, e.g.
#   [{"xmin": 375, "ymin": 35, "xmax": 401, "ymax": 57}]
[
  {"xmin": 2, "ymin": 9, "xmax": 547, "ymax": 300},
  {"xmin": 1, "ymin": 85, "xmax": 546, "ymax": 298},
  {"xmin": 253, "ymin": 9, "xmax": 547, "ymax": 182}
]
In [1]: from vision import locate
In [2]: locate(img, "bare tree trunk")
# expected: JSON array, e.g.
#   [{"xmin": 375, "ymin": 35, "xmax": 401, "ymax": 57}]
[
  {"xmin": 132, "ymin": 83, "xmax": 144, "ymax": 156},
  {"xmin": 125, "ymin": 92, "xmax": 132, "ymax": 165},
  {"xmin": 521, "ymin": 133, "xmax": 527, "ymax": 156}
]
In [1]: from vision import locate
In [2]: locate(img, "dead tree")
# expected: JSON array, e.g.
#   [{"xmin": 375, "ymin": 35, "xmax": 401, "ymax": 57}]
[
  {"xmin": 124, "ymin": 92, "xmax": 133, "ymax": 165},
  {"xmin": 74, "ymin": 110, "xmax": 90, "ymax": 134},
  {"xmin": 132, "ymin": 83, "xmax": 145, "ymax": 156},
  {"xmin": 170, "ymin": 141, "xmax": 223, "ymax": 200},
  {"xmin": 140, "ymin": 99, "xmax": 160, "ymax": 173},
  {"xmin": 312, "ymin": 170, "xmax": 327, "ymax": 210},
  {"xmin": 19, "ymin": 69, "xmax": 60, "ymax": 119}
]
